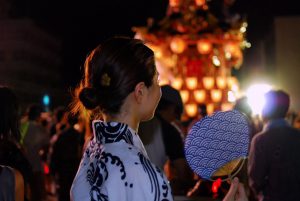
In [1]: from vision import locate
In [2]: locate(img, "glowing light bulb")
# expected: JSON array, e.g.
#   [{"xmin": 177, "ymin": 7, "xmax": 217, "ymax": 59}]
[
  {"xmin": 246, "ymin": 84, "xmax": 272, "ymax": 115},
  {"xmin": 212, "ymin": 56, "xmax": 221, "ymax": 66}
]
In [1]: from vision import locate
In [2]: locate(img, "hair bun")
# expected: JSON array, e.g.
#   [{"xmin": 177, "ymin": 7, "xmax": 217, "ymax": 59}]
[{"xmin": 79, "ymin": 87, "xmax": 99, "ymax": 110}]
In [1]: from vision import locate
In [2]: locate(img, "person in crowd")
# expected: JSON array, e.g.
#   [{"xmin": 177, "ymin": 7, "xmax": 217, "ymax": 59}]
[
  {"xmin": 233, "ymin": 96, "xmax": 258, "ymax": 201},
  {"xmin": 0, "ymin": 86, "xmax": 33, "ymax": 201},
  {"xmin": 50, "ymin": 106, "xmax": 67, "ymax": 136},
  {"xmin": 234, "ymin": 96, "xmax": 260, "ymax": 141},
  {"xmin": 50, "ymin": 112, "xmax": 82, "ymax": 201},
  {"xmin": 248, "ymin": 90, "xmax": 300, "ymax": 201},
  {"xmin": 22, "ymin": 104, "xmax": 50, "ymax": 201},
  {"xmin": 292, "ymin": 111, "xmax": 300, "ymax": 129},
  {"xmin": 46, "ymin": 108, "xmax": 66, "ymax": 196},
  {"xmin": 70, "ymin": 37, "xmax": 173, "ymax": 201},
  {"xmin": 139, "ymin": 84, "xmax": 194, "ymax": 195},
  {"xmin": 187, "ymin": 103, "xmax": 207, "ymax": 133},
  {"xmin": 0, "ymin": 165, "xmax": 24, "ymax": 201}
]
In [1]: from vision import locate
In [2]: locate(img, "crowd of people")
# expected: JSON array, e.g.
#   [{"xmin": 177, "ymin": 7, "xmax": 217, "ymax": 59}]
[
  {"xmin": 1, "ymin": 37, "xmax": 300, "ymax": 201},
  {"xmin": 0, "ymin": 88, "xmax": 85, "ymax": 201}
]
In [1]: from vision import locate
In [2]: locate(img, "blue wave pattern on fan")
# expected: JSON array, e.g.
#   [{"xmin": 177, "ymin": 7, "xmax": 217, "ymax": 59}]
[{"xmin": 184, "ymin": 110, "xmax": 250, "ymax": 180}]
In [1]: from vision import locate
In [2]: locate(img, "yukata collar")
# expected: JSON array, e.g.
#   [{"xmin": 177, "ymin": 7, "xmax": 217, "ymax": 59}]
[{"xmin": 92, "ymin": 120, "xmax": 137, "ymax": 145}]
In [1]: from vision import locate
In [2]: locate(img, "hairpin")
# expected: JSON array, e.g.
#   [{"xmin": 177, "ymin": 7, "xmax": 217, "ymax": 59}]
[{"xmin": 101, "ymin": 73, "xmax": 111, "ymax": 87}]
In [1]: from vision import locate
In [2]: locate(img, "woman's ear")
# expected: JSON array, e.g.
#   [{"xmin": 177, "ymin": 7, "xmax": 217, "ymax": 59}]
[{"xmin": 134, "ymin": 82, "xmax": 146, "ymax": 104}]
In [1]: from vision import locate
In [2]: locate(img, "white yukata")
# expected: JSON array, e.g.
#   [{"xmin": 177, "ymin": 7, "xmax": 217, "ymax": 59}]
[{"xmin": 71, "ymin": 120, "xmax": 173, "ymax": 201}]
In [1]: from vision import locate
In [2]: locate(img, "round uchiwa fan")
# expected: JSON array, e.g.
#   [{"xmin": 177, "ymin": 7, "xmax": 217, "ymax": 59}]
[{"xmin": 184, "ymin": 110, "xmax": 250, "ymax": 181}]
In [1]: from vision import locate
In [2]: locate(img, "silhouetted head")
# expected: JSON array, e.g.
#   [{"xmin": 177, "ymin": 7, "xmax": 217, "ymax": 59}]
[
  {"xmin": 198, "ymin": 103, "xmax": 207, "ymax": 118},
  {"xmin": 262, "ymin": 90, "xmax": 290, "ymax": 120},
  {"xmin": 27, "ymin": 104, "xmax": 44, "ymax": 121},
  {"xmin": 157, "ymin": 85, "xmax": 183, "ymax": 121},
  {"xmin": 0, "ymin": 86, "xmax": 20, "ymax": 141},
  {"xmin": 234, "ymin": 96, "xmax": 252, "ymax": 117},
  {"xmin": 66, "ymin": 111, "xmax": 78, "ymax": 126},
  {"xmin": 54, "ymin": 106, "xmax": 66, "ymax": 123},
  {"xmin": 74, "ymin": 37, "xmax": 157, "ymax": 117}
]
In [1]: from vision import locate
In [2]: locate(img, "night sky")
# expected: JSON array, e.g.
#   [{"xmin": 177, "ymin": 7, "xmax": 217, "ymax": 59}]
[{"xmin": 20, "ymin": 0, "xmax": 300, "ymax": 88}]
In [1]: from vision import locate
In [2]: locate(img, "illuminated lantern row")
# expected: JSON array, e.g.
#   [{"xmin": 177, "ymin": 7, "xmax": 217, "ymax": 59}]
[
  {"xmin": 133, "ymin": 0, "xmax": 249, "ymax": 118},
  {"xmin": 176, "ymin": 76, "xmax": 239, "ymax": 116}
]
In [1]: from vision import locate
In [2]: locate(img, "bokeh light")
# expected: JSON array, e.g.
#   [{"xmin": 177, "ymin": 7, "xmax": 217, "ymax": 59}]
[{"xmin": 246, "ymin": 84, "xmax": 272, "ymax": 115}]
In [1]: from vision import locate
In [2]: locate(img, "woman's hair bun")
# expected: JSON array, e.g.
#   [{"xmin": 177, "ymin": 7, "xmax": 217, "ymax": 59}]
[{"xmin": 78, "ymin": 87, "xmax": 99, "ymax": 110}]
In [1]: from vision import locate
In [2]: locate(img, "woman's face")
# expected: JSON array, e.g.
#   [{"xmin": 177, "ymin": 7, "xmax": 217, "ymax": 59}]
[{"xmin": 141, "ymin": 71, "xmax": 161, "ymax": 121}]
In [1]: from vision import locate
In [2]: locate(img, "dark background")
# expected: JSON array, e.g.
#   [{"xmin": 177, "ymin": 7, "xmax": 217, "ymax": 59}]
[{"xmin": 11, "ymin": 0, "xmax": 300, "ymax": 88}]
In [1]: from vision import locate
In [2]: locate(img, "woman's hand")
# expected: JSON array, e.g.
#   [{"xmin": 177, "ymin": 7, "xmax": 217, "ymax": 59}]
[{"xmin": 223, "ymin": 177, "xmax": 248, "ymax": 201}]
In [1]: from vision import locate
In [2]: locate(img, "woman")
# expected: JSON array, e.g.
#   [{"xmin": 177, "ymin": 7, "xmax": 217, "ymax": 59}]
[
  {"xmin": 0, "ymin": 86, "xmax": 32, "ymax": 201},
  {"xmin": 70, "ymin": 37, "xmax": 173, "ymax": 201}
]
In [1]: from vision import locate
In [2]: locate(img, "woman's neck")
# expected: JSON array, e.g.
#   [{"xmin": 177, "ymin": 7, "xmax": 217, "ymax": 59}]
[
  {"xmin": 102, "ymin": 113, "xmax": 139, "ymax": 132},
  {"xmin": 101, "ymin": 93, "xmax": 140, "ymax": 132}
]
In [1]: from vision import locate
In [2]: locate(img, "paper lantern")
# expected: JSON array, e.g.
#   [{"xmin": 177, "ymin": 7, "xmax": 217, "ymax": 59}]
[
  {"xmin": 197, "ymin": 39, "xmax": 212, "ymax": 54},
  {"xmin": 211, "ymin": 89, "xmax": 222, "ymax": 102},
  {"xmin": 180, "ymin": 90, "xmax": 189, "ymax": 103},
  {"xmin": 172, "ymin": 77, "xmax": 183, "ymax": 90},
  {"xmin": 169, "ymin": 0, "xmax": 180, "ymax": 7},
  {"xmin": 185, "ymin": 104, "xmax": 198, "ymax": 117},
  {"xmin": 186, "ymin": 77, "xmax": 198, "ymax": 90},
  {"xmin": 203, "ymin": 77, "xmax": 214, "ymax": 90},
  {"xmin": 224, "ymin": 42, "xmax": 239, "ymax": 56},
  {"xmin": 170, "ymin": 37, "xmax": 186, "ymax": 54},
  {"xmin": 207, "ymin": 103, "xmax": 214, "ymax": 115},
  {"xmin": 194, "ymin": 90, "xmax": 206, "ymax": 103},
  {"xmin": 227, "ymin": 77, "xmax": 238, "ymax": 89},
  {"xmin": 216, "ymin": 77, "xmax": 227, "ymax": 89},
  {"xmin": 221, "ymin": 103, "xmax": 233, "ymax": 111},
  {"xmin": 195, "ymin": 0, "xmax": 206, "ymax": 6}
]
